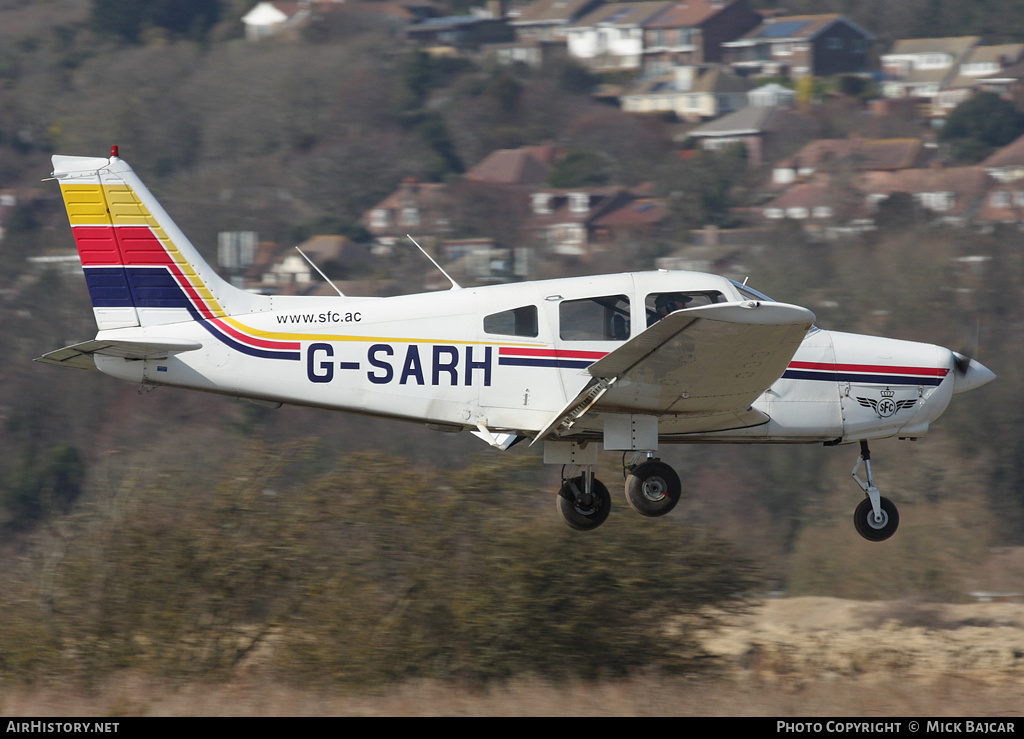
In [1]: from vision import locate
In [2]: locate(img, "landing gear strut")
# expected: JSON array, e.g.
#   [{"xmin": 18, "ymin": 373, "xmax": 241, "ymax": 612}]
[
  {"xmin": 556, "ymin": 466, "xmax": 611, "ymax": 531},
  {"xmin": 851, "ymin": 440, "xmax": 900, "ymax": 541}
]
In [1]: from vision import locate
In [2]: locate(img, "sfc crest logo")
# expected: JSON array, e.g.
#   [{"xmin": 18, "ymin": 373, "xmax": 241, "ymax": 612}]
[{"xmin": 856, "ymin": 388, "xmax": 916, "ymax": 418}]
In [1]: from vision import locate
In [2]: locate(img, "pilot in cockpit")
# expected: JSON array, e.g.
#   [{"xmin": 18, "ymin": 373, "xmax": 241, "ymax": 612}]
[{"xmin": 653, "ymin": 292, "xmax": 691, "ymax": 323}]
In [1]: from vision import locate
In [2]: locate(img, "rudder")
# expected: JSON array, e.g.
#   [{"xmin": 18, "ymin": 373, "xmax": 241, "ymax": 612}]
[{"xmin": 52, "ymin": 148, "xmax": 255, "ymax": 330}]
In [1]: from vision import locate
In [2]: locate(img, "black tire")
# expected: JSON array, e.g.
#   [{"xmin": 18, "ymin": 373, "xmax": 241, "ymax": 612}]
[
  {"xmin": 625, "ymin": 461, "xmax": 682, "ymax": 517},
  {"xmin": 557, "ymin": 476, "xmax": 611, "ymax": 531},
  {"xmin": 853, "ymin": 496, "xmax": 900, "ymax": 542}
]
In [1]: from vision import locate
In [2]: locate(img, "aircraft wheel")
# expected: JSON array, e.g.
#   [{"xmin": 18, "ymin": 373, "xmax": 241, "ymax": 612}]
[
  {"xmin": 853, "ymin": 496, "xmax": 900, "ymax": 542},
  {"xmin": 625, "ymin": 461, "xmax": 681, "ymax": 517},
  {"xmin": 557, "ymin": 476, "xmax": 611, "ymax": 531}
]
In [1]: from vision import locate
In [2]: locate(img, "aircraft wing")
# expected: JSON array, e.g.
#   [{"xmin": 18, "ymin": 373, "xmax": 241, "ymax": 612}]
[
  {"xmin": 533, "ymin": 301, "xmax": 814, "ymax": 441},
  {"xmin": 35, "ymin": 338, "xmax": 203, "ymax": 370}
]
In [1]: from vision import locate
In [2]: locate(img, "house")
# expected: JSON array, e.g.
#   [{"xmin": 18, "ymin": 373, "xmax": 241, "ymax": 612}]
[
  {"xmin": 620, "ymin": 64, "xmax": 754, "ymax": 121},
  {"xmin": 522, "ymin": 186, "xmax": 660, "ymax": 256},
  {"xmin": 441, "ymin": 238, "xmax": 530, "ymax": 282},
  {"xmin": 855, "ymin": 165, "xmax": 992, "ymax": 226},
  {"xmin": 771, "ymin": 138, "xmax": 932, "ymax": 186},
  {"xmin": 980, "ymin": 133, "xmax": 1024, "ymax": 183},
  {"xmin": 880, "ymin": 37, "xmax": 979, "ymax": 103},
  {"xmin": 641, "ymin": 0, "xmax": 761, "ymax": 75},
  {"xmin": 565, "ymin": 2, "xmax": 675, "ymax": 70},
  {"xmin": 747, "ymin": 82, "xmax": 796, "ymax": 107},
  {"xmin": 933, "ymin": 44, "xmax": 1024, "ymax": 117},
  {"xmin": 363, "ymin": 178, "xmax": 453, "ymax": 247},
  {"xmin": 241, "ymin": 2, "xmax": 312, "ymax": 41},
  {"xmin": 761, "ymin": 179, "xmax": 844, "ymax": 222},
  {"xmin": 510, "ymin": 0, "xmax": 605, "ymax": 42},
  {"xmin": 721, "ymin": 14, "xmax": 874, "ymax": 78},
  {"xmin": 405, "ymin": 14, "xmax": 514, "ymax": 49},
  {"xmin": 976, "ymin": 57, "xmax": 1024, "ymax": 109},
  {"xmin": 589, "ymin": 195, "xmax": 672, "ymax": 249},
  {"xmin": 464, "ymin": 145, "xmax": 558, "ymax": 186},
  {"xmin": 256, "ymin": 235, "xmax": 379, "ymax": 294},
  {"xmin": 976, "ymin": 178, "xmax": 1024, "ymax": 225},
  {"xmin": 684, "ymin": 102, "xmax": 811, "ymax": 166}
]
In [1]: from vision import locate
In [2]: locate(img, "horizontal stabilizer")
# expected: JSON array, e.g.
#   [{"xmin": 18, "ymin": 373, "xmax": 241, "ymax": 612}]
[{"xmin": 36, "ymin": 338, "xmax": 202, "ymax": 370}]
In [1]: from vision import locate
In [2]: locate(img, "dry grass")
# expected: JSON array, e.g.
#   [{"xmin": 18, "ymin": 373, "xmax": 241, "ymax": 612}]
[
  {"xmin": 1, "ymin": 673, "xmax": 1022, "ymax": 717},
  {"xmin": 4, "ymin": 596, "xmax": 1024, "ymax": 716}
]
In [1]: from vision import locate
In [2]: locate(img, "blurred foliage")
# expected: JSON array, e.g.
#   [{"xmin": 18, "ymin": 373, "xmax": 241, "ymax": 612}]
[
  {"xmin": 939, "ymin": 92, "xmax": 1024, "ymax": 163},
  {"xmin": 90, "ymin": 0, "xmax": 222, "ymax": 43},
  {"xmin": 0, "ymin": 445, "xmax": 758, "ymax": 686},
  {"xmin": 548, "ymin": 149, "xmax": 609, "ymax": 188}
]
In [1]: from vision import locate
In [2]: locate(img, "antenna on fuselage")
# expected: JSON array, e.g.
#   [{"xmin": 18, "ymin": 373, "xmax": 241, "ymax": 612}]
[
  {"xmin": 294, "ymin": 246, "xmax": 346, "ymax": 297},
  {"xmin": 407, "ymin": 234, "xmax": 462, "ymax": 291}
]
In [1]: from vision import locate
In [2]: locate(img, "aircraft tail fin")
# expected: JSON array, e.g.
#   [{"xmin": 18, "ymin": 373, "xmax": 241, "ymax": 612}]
[{"xmin": 51, "ymin": 148, "xmax": 260, "ymax": 330}]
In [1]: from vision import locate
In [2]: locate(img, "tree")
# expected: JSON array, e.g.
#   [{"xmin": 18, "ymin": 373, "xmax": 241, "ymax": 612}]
[
  {"xmin": 548, "ymin": 149, "xmax": 609, "ymax": 188},
  {"xmin": 939, "ymin": 92, "xmax": 1024, "ymax": 163}
]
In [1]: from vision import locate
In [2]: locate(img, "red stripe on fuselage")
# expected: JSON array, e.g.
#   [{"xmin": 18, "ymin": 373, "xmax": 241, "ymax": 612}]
[
  {"xmin": 499, "ymin": 347, "xmax": 608, "ymax": 360},
  {"xmin": 787, "ymin": 360, "xmax": 948, "ymax": 377}
]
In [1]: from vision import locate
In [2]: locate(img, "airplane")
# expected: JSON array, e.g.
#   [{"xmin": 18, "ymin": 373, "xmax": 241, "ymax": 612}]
[{"xmin": 38, "ymin": 148, "xmax": 996, "ymax": 538}]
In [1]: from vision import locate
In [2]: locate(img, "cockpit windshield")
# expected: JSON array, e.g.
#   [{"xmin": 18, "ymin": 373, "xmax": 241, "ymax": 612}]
[
  {"xmin": 730, "ymin": 280, "xmax": 775, "ymax": 303},
  {"xmin": 730, "ymin": 280, "xmax": 820, "ymax": 333}
]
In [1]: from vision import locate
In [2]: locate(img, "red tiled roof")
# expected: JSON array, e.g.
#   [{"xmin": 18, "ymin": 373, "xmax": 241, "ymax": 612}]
[
  {"xmin": 981, "ymin": 133, "xmax": 1024, "ymax": 168},
  {"xmin": 465, "ymin": 147, "xmax": 555, "ymax": 185}
]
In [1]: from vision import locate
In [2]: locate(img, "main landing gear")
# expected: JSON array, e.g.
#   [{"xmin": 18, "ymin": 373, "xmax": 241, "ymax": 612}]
[
  {"xmin": 556, "ymin": 469, "xmax": 611, "ymax": 531},
  {"xmin": 555, "ymin": 455, "xmax": 683, "ymax": 531},
  {"xmin": 624, "ymin": 455, "xmax": 682, "ymax": 518},
  {"xmin": 851, "ymin": 440, "xmax": 900, "ymax": 542}
]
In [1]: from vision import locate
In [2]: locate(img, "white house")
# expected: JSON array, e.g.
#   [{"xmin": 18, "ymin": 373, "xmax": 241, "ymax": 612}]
[
  {"xmin": 565, "ymin": 2, "xmax": 673, "ymax": 70},
  {"xmin": 241, "ymin": 2, "xmax": 312, "ymax": 41}
]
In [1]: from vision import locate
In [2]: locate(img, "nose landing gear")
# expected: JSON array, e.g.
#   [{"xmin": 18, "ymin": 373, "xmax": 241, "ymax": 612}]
[{"xmin": 851, "ymin": 440, "xmax": 900, "ymax": 541}]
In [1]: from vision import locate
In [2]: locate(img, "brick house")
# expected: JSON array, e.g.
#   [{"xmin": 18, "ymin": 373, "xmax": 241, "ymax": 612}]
[
  {"xmin": 641, "ymin": 0, "xmax": 761, "ymax": 75},
  {"xmin": 722, "ymin": 14, "xmax": 874, "ymax": 78}
]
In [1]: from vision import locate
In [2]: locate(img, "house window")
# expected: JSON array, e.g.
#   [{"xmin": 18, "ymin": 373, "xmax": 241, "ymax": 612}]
[
  {"xmin": 917, "ymin": 192, "xmax": 954, "ymax": 212},
  {"xmin": 371, "ymin": 209, "xmax": 389, "ymax": 229},
  {"xmin": 560, "ymin": 295, "xmax": 630, "ymax": 341},
  {"xmin": 532, "ymin": 193, "xmax": 553, "ymax": 214},
  {"xmin": 401, "ymin": 207, "xmax": 420, "ymax": 226},
  {"xmin": 992, "ymin": 191, "xmax": 1010, "ymax": 207},
  {"xmin": 569, "ymin": 193, "xmax": 590, "ymax": 213},
  {"xmin": 826, "ymin": 37, "xmax": 843, "ymax": 50}
]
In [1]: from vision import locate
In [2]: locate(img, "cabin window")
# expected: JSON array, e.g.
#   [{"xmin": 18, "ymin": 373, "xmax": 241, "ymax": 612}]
[
  {"xmin": 646, "ymin": 291, "xmax": 725, "ymax": 326},
  {"xmin": 560, "ymin": 295, "xmax": 630, "ymax": 341},
  {"xmin": 484, "ymin": 305, "xmax": 538, "ymax": 337}
]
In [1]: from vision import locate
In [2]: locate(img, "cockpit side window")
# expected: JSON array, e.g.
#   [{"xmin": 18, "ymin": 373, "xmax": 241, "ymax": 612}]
[
  {"xmin": 645, "ymin": 291, "xmax": 725, "ymax": 326},
  {"xmin": 484, "ymin": 305, "xmax": 538, "ymax": 337},
  {"xmin": 559, "ymin": 294, "xmax": 630, "ymax": 341}
]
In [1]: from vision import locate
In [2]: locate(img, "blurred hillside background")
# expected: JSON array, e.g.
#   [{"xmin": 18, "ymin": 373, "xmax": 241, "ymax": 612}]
[{"xmin": 0, "ymin": 0, "xmax": 1022, "ymax": 710}]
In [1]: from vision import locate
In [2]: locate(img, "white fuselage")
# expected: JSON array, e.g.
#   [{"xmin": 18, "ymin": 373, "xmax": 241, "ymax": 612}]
[{"xmin": 91, "ymin": 271, "xmax": 966, "ymax": 446}]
